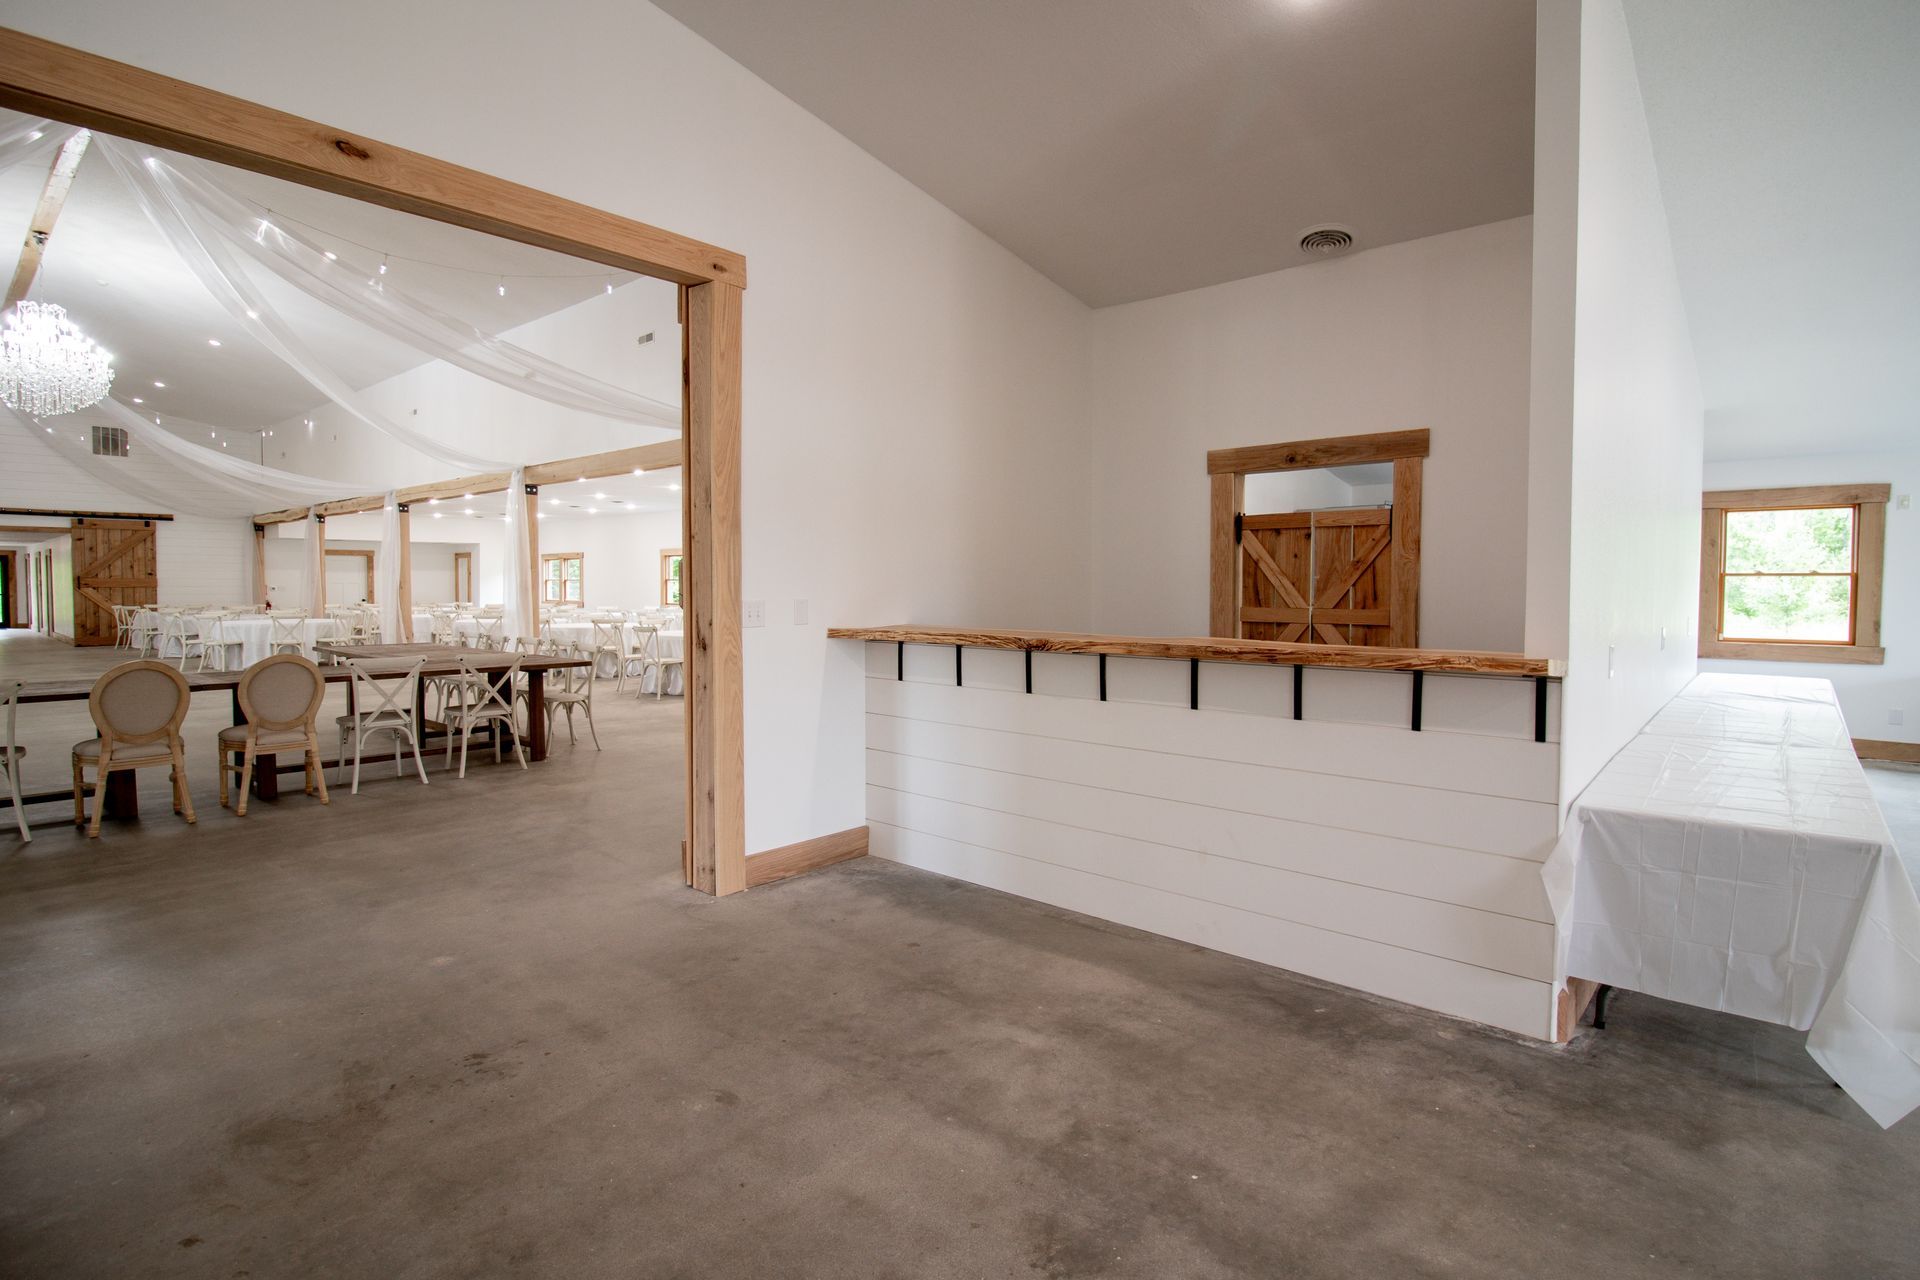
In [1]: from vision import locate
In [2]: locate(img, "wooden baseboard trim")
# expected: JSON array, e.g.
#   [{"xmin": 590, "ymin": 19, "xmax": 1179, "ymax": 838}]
[
  {"xmin": 746, "ymin": 825, "xmax": 868, "ymax": 888},
  {"xmin": 1855, "ymin": 738, "xmax": 1920, "ymax": 765}
]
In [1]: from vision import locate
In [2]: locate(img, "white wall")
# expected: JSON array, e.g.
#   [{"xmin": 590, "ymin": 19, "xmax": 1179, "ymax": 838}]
[
  {"xmin": 1701, "ymin": 451, "xmax": 1920, "ymax": 746},
  {"xmin": 1528, "ymin": 0, "xmax": 1705, "ymax": 808},
  {"xmin": 536, "ymin": 511, "xmax": 683, "ymax": 610},
  {"xmin": 5, "ymin": 0, "xmax": 1097, "ymax": 854},
  {"xmin": 0, "ymin": 424, "xmax": 253, "ymax": 619},
  {"xmin": 1088, "ymin": 217, "xmax": 1534, "ymax": 651},
  {"xmin": 862, "ymin": 643, "xmax": 1564, "ymax": 1038}
]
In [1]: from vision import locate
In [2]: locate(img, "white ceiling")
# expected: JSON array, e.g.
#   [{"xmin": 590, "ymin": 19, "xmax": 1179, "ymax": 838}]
[
  {"xmin": 0, "ymin": 111, "xmax": 637, "ymax": 430},
  {"xmin": 653, "ymin": 0, "xmax": 1536, "ymax": 307},
  {"xmin": 1624, "ymin": 1, "xmax": 1920, "ymax": 460}
]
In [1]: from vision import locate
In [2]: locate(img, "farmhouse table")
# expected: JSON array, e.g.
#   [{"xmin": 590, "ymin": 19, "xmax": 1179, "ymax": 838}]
[{"xmin": 8, "ymin": 645, "xmax": 592, "ymax": 818}]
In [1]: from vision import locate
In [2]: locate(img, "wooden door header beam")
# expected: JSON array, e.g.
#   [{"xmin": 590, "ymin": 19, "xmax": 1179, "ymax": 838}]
[
  {"xmin": 1207, "ymin": 428, "xmax": 1429, "ymax": 475},
  {"xmin": 0, "ymin": 27, "xmax": 744, "ymax": 290},
  {"xmin": 0, "ymin": 505, "xmax": 173, "ymax": 521},
  {"xmin": 252, "ymin": 439, "xmax": 685, "ymax": 525}
]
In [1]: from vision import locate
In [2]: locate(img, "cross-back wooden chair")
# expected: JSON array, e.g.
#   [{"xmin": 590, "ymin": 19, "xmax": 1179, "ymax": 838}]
[
  {"xmin": 217, "ymin": 654, "xmax": 330, "ymax": 816},
  {"xmin": 335, "ymin": 658, "xmax": 430, "ymax": 794},
  {"xmin": 446, "ymin": 652, "xmax": 527, "ymax": 778},
  {"xmin": 72, "ymin": 660, "xmax": 195, "ymax": 839}
]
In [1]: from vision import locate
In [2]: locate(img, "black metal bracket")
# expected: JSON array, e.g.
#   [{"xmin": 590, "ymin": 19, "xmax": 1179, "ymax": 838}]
[
  {"xmin": 1410, "ymin": 670, "xmax": 1424, "ymax": 732},
  {"xmin": 1189, "ymin": 658, "xmax": 1200, "ymax": 710},
  {"xmin": 955, "ymin": 644, "xmax": 963, "ymax": 687},
  {"xmin": 1024, "ymin": 649, "xmax": 1033, "ymax": 694},
  {"xmin": 1534, "ymin": 676, "xmax": 1549, "ymax": 743},
  {"xmin": 1098, "ymin": 653, "xmax": 1107, "ymax": 702},
  {"xmin": 1292, "ymin": 664, "xmax": 1303, "ymax": 720},
  {"xmin": 896, "ymin": 641, "xmax": 904, "ymax": 681}
]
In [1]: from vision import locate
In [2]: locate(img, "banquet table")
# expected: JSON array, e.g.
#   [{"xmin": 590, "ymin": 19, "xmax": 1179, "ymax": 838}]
[
  {"xmin": 1543, "ymin": 673, "xmax": 1920, "ymax": 1128},
  {"xmin": 7, "ymin": 646, "xmax": 593, "ymax": 819}
]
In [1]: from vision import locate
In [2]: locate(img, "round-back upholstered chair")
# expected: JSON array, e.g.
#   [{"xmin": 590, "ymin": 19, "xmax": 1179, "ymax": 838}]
[
  {"xmin": 218, "ymin": 654, "xmax": 330, "ymax": 817},
  {"xmin": 72, "ymin": 659, "xmax": 195, "ymax": 839}
]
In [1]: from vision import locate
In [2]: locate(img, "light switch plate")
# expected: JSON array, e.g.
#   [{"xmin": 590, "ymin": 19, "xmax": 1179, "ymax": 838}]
[
  {"xmin": 1891, "ymin": 709, "xmax": 1906, "ymax": 726},
  {"xmin": 793, "ymin": 599, "xmax": 809, "ymax": 625},
  {"xmin": 744, "ymin": 600, "xmax": 766, "ymax": 628}
]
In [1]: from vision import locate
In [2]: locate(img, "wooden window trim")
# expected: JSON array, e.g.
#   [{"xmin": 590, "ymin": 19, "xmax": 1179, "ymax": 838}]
[
  {"xmin": 541, "ymin": 552, "xmax": 584, "ymax": 605},
  {"xmin": 1699, "ymin": 484, "xmax": 1887, "ymax": 664},
  {"xmin": 660, "ymin": 547, "xmax": 683, "ymax": 607}
]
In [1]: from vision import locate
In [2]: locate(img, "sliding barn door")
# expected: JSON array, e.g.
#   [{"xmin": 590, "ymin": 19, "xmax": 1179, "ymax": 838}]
[
  {"xmin": 70, "ymin": 517, "xmax": 157, "ymax": 646},
  {"xmin": 1237, "ymin": 508, "xmax": 1402, "ymax": 647}
]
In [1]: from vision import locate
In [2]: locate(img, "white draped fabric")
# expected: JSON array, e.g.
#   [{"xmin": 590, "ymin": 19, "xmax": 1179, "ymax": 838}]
[
  {"xmin": 500, "ymin": 469, "xmax": 535, "ymax": 643},
  {"xmin": 91, "ymin": 397, "xmax": 370, "ymax": 501},
  {"xmin": 376, "ymin": 493, "xmax": 404, "ymax": 642}
]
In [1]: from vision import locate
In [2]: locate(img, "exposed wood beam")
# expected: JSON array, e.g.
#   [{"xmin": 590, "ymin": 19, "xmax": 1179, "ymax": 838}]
[
  {"xmin": 0, "ymin": 505, "xmax": 172, "ymax": 521},
  {"xmin": 1206, "ymin": 428, "xmax": 1430, "ymax": 476},
  {"xmin": 252, "ymin": 439, "xmax": 684, "ymax": 525},
  {"xmin": 3, "ymin": 126, "xmax": 88, "ymax": 309}
]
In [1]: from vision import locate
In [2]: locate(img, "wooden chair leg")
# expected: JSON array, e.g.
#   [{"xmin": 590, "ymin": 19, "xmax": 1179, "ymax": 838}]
[
  {"xmin": 174, "ymin": 743, "xmax": 196, "ymax": 824},
  {"xmin": 217, "ymin": 743, "xmax": 229, "ymax": 809},
  {"xmin": 310, "ymin": 742, "xmax": 331, "ymax": 805},
  {"xmin": 236, "ymin": 746, "xmax": 255, "ymax": 817},
  {"xmin": 86, "ymin": 755, "xmax": 108, "ymax": 838},
  {"xmin": 71, "ymin": 757, "xmax": 84, "ymax": 826}
]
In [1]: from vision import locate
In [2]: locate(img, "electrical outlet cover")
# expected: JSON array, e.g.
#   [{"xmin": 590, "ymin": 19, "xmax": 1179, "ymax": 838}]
[{"xmin": 743, "ymin": 600, "xmax": 766, "ymax": 628}]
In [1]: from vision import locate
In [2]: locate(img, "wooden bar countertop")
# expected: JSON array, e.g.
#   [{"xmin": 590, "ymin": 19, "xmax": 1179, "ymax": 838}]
[{"xmin": 827, "ymin": 625, "xmax": 1564, "ymax": 678}]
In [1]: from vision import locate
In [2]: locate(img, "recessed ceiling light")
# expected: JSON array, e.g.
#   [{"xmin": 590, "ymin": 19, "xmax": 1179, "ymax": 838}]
[
  {"xmin": 667, "ymin": 483, "xmax": 680, "ymax": 491},
  {"xmin": 432, "ymin": 512, "xmax": 443, "ymax": 520},
  {"xmin": 153, "ymin": 380, "xmax": 166, "ymax": 388},
  {"xmin": 131, "ymin": 397, "xmax": 143, "ymax": 404},
  {"xmin": 632, "ymin": 467, "xmax": 644, "ymax": 476},
  {"xmin": 246, "ymin": 309, "xmax": 259, "ymax": 319},
  {"xmin": 463, "ymin": 508, "xmax": 474, "ymax": 515},
  {"xmin": 323, "ymin": 251, "xmax": 337, "ymax": 261},
  {"xmin": 593, "ymin": 492, "xmax": 607, "ymax": 500},
  {"xmin": 587, "ymin": 507, "xmax": 598, "ymax": 515},
  {"xmin": 207, "ymin": 338, "xmax": 221, "ymax": 347},
  {"xmin": 463, "ymin": 493, "xmax": 473, "ymax": 500}
]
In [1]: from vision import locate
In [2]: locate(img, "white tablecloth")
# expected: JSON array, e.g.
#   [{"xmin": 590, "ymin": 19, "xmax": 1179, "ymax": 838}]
[
  {"xmin": 137, "ymin": 611, "xmax": 339, "ymax": 667},
  {"xmin": 1543, "ymin": 673, "xmax": 1920, "ymax": 1128}
]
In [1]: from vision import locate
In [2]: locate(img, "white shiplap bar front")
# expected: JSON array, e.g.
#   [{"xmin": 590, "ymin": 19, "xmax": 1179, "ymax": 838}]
[{"xmin": 842, "ymin": 631, "xmax": 1564, "ymax": 1040}]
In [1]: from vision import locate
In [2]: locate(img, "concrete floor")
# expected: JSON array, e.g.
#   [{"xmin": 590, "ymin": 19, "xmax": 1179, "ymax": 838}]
[{"xmin": 2, "ymin": 633, "xmax": 1917, "ymax": 1278}]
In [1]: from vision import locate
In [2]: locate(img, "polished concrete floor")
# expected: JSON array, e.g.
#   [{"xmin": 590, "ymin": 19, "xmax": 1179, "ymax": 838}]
[{"xmin": 2, "ymin": 632, "xmax": 1917, "ymax": 1278}]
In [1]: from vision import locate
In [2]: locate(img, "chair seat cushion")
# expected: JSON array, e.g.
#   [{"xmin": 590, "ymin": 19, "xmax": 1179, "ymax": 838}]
[
  {"xmin": 217, "ymin": 725, "xmax": 313, "ymax": 749},
  {"xmin": 72, "ymin": 737, "xmax": 172, "ymax": 764}
]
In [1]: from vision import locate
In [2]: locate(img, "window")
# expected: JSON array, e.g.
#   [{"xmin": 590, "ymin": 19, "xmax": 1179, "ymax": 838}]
[
  {"xmin": 541, "ymin": 552, "xmax": 584, "ymax": 605},
  {"xmin": 90, "ymin": 424, "xmax": 128, "ymax": 457},
  {"xmin": 661, "ymin": 548, "xmax": 683, "ymax": 607},
  {"xmin": 1700, "ymin": 484, "xmax": 1887, "ymax": 663}
]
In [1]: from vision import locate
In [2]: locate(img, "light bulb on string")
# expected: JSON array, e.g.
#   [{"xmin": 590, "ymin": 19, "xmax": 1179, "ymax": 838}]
[
  {"xmin": 497, "ymin": 278, "xmax": 507, "ymax": 297},
  {"xmin": 378, "ymin": 255, "xmax": 389, "ymax": 276}
]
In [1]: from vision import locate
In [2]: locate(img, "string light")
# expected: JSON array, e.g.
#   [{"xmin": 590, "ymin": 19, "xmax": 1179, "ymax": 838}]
[
  {"xmin": 379, "ymin": 255, "xmax": 389, "ymax": 276},
  {"xmin": 496, "ymin": 278, "xmax": 507, "ymax": 297}
]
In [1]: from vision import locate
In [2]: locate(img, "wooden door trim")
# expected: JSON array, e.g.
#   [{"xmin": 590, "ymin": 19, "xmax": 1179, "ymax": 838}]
[
  {"xmin": 324, "ymin": 548, "xmax": 376, "ymax": 602},
  {"xmin": 1208, "ymin": 430, "xmax": 1427, "ymax": 644},
  {"xmin": 0, "ymin": 26, "xmax": 747, "ymax": 894}
]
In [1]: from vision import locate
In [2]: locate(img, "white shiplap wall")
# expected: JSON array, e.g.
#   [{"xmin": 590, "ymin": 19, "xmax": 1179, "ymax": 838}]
[{"xmin": 861, "ymin": 642, "xmax": 1563, "ymax": 1039}]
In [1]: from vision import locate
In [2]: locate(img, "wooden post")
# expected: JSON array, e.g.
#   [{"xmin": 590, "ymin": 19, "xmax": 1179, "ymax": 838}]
[
  {"xmin": 252, "ymin": 523, "xmax": 268, "ymax": 609},
  {"xmin": 395, "ymin": 504, "xmax": 413, "ymax": 641},
  {"xmin": 684, "ymin": 281, "xmax": 746, "ymax": 897},
  {"xmin": 524, "ymin": 483, "xmax": 540, "ymax": 636},
  {"xmin": 314, "ymin": 514, "xmax": 326, "ymax": 613},
  {"xmin": 1390, "ymin": 457, "xmax": 1422, "ymax": 648},
  {"xmin": 1208, "ymin": 472, "xmax": 1242, "ymax": 638}
]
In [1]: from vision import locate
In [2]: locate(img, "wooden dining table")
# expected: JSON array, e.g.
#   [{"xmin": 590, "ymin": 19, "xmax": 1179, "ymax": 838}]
[{"xmin": 9, "ymin": 644, "xmax": 592, "ymax": 819}]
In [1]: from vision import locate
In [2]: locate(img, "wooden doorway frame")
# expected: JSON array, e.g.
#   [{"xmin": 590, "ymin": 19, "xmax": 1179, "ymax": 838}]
[
  {"xmin": 0, "ymin": 28, "xmax": 747, "ymax": 894},
  {"xmin": 324, "ymin": 548, "xmax": 376, "ymax": 603},
  {"xmin": 1208, "ymin": 429, "xmax": 1427, "ymax": 647}
]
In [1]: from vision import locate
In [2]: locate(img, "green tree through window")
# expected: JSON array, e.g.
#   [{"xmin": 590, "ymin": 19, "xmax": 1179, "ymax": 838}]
[{"xmin": 1720, "ymin": 506, "xmax": 1853, "ymax": 642}]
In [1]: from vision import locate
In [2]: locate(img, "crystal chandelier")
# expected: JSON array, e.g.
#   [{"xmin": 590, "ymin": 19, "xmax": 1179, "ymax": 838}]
[{"xmin": 0, "ymin": 301, "xmax": 115, "ymax": 417}]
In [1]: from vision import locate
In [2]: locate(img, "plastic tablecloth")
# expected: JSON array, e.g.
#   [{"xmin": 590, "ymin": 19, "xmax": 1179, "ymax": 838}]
[{"xmin": 1543, "ymin": 673, "xmax": 1920, "ymax": 1128}]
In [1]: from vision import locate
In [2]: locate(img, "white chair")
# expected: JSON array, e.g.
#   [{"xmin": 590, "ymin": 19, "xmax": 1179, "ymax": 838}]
[
  {"xmin": 161, "ymin": 613, "xmax": 208, "ymax": 672},
  {"xmin": 71, "ymin": 660, "xmax": 196, "ymax": 839},
  {"xmin": 127, "ymin": 609, "xmax": 161, "ymax": 658},
  {"xmin": 335, "ymin": 658, "xmax": 429, "ymax": 794},
  {"xmin": 472, "ymin": 614, "xmax": 505, "ymax": 651},
  {"xmin": 445, "ymin": 653, "xmax": 527, "ymax": 778},
  {"xmin": 197, "ymin": 611, "xmax": 243, "ymax": 672},
  {"xmin": 635, "ymin": 625, "xmax": 683, "ymax": 699},
  {"xmin": 4, "ymin": 682, "xmax": 28, "ymax": 842},
  {"xmin": 541, "ymin": 643, "xmax": 599, "ymax": 750},
  {"xmin": 269, "ymin": 613, "xmax": 309, "ymax": 657},
  {"xmin": 615, "ymin": 626, "xmax": 650, "ymax": 694},
  {"xmin": 587, "ymin": 616, "xmax": 624, "ymax": 679},
  {"xmin": 217, "ymin": 654, "xmax": 329, "ymax": 816}
]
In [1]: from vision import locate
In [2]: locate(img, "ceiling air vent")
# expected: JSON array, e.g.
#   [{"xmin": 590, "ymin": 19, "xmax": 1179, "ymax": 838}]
[{"xmin": 1299, "ymin": 225, "xmax": 1356, "ymax": 256}]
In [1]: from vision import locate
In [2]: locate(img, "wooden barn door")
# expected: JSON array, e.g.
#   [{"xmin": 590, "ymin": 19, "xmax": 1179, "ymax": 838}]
[
  {"xmin": 70, "ymin": 517, "xmax": 156, "ymax": 646},
  {"xmin": 1237, "ymin": 508, "xmax": 1396, "ymax": 645},
  {"xmin": 1208, "ymin": 430, "xmax": 1426, "ymax": 648}
]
